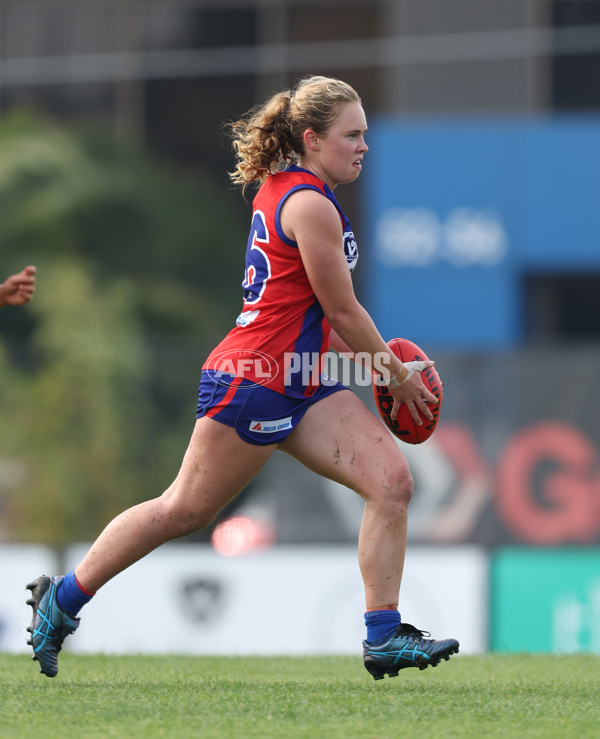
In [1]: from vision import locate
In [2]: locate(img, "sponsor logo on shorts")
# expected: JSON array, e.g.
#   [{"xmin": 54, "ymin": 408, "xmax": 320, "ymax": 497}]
[{"xmin": 249, "ymin": 417, "xmax": 293, "ymax": 433}]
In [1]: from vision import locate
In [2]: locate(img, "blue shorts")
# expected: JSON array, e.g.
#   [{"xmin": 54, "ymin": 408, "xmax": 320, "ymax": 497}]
[{"xmin": 196, "ymin": 371, "xmax": 347, "ymax": 446}]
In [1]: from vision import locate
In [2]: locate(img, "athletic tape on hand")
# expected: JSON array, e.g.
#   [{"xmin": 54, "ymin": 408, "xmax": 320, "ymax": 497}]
[{"xmin": 388, "ymin": 360, "xmax": 429, "ymax": 387}]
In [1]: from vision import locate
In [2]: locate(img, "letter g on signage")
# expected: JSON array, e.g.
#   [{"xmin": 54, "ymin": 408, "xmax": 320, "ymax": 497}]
[{"xmin": 496, "ymin": 422, "xmax": 599, "ymax": 544}]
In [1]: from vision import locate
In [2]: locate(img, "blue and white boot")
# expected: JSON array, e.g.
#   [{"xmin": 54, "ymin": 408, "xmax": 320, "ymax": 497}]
[
  {"xmin": 26, "ymin": 575, "xmax": 80, "ymax": 677},
  {"xmin": 363, "ymin": 622, "xmax": 459, "ymax": 680}
]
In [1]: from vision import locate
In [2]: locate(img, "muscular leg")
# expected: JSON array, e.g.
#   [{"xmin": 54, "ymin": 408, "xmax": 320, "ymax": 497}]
[
  {"xmin": 75, "ymin": 417, "xmax": 276, "ymax": 592},
  {"xmin": 279, "ymin": 389, "xmax": 413, "ymax": 609}
]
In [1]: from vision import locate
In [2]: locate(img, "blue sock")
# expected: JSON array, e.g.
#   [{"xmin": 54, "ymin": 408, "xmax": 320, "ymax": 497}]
[
  {"xmin": 56, "ymin": 569, "xmax": 94, "ymax": 617},
  {"xmin": 364, "ymin": 609, "xmax": 401, "ymax": 645}
]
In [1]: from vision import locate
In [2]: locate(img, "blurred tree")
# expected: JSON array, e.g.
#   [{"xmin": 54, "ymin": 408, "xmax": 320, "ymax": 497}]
[
  {"xmin": 0, "ymin": 258, "xmax": 150, "ymax": 543},
  {"xmin": 0, "ymin": 108, "xmax": 245, "ymax": 339},
  {"xmin": 0, "ymin": 109, "xmax": 249, "ymax": 544}
]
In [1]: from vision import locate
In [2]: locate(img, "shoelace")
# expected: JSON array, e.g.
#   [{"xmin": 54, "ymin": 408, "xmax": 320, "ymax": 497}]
[{"xmin": 396, "ymin": 622, "xmax": 432, "ymax": 640}]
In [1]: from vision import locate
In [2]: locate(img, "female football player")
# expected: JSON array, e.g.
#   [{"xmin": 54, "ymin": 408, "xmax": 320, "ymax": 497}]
[{"xmin": 27, "ymin": 76, "xmax": 458, "ymax": 679}]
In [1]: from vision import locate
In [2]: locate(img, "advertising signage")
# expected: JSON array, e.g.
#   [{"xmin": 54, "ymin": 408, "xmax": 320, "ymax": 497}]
[{"xmin": 362, "ymin": 117, "xmax": 600, "ymax": 349}]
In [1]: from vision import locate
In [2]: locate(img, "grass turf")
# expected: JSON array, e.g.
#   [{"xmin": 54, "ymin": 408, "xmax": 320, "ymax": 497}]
[{"xmin": 0, "ymin": 653, "xmax": 598, "ymax": 738}]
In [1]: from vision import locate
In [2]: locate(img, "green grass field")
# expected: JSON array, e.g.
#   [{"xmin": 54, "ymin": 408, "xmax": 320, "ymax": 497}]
[{"xmin": 0, "ymin": 653, "xmax": 598, "ymax": 738}]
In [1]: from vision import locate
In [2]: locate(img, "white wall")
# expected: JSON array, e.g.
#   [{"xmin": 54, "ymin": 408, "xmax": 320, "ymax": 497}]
[{"xmin": 2, "ymin": 544, "xmax": 487, "ymax": 656}]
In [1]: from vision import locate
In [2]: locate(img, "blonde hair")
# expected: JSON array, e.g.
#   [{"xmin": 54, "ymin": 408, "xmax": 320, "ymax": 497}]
[{"xmin": 228, "ymin": 75, "xmax": 361, "ymax": 192}]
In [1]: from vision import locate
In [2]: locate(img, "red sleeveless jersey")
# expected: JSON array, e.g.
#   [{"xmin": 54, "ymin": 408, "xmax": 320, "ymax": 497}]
[{"xmin": 203, "ymin": 165, "xmax": 358, "ymax": 398}]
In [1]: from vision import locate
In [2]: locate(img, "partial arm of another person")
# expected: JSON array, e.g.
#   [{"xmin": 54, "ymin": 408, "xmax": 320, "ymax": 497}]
[
  {"xmin": 280, "ymin": 190, "xmax": 436, "ymax": 424},
  {"xmin": 0, "ymin": 265, "xmax": 37, "ymax": 307}
]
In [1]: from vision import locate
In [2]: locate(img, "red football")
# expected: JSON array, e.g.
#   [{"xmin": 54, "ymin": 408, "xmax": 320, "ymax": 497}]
[{"xmin": 372, "ymin": 338, "xmax": 443, "ymax": 444}]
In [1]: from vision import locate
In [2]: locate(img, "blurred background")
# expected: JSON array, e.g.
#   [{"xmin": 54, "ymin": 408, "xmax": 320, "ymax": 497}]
[{"xmin": 1, "ymin": 0, "xmax": 599, "ymax": 656}]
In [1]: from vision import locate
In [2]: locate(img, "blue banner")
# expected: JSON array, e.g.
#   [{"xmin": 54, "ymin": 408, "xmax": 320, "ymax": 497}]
[{"xmin": 362, "ymin": 117, "xmax": 600, "ymax": 349}]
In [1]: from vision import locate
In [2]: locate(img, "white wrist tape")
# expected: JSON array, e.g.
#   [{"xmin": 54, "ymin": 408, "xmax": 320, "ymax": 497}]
[{"xmin": 386, "ymin": 360, "xmax": 429, "ymax": 388}]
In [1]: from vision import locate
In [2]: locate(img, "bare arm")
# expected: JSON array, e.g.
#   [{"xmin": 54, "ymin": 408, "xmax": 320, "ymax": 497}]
[
  {"xmin": 328, "ymin": 328, "xmax": 355, "ymax": 357},
  {"xmin": 280, "ymin": 190, "xmax": 436, "ymax": 423}
]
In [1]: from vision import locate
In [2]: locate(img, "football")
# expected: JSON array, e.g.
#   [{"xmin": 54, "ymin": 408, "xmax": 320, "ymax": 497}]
[{"xmin": 372, "ymin": 338, "xmax": 443, "ymax": 444}]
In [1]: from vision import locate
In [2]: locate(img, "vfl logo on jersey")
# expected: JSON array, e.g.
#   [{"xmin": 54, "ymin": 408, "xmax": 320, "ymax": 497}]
[
  {"xmin": 344, "ymin": 230, "xmax": 358, "ymax": 273},
  {"xmin": 242, "ymin": 210, "xmax": 271, "ymax": 305},
  {"xmin": 249, "ymin": 417, "xmax": 293, "ymax": 433}
]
